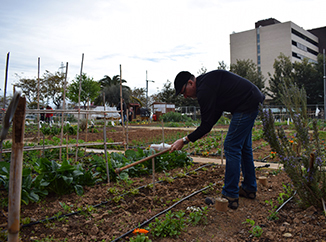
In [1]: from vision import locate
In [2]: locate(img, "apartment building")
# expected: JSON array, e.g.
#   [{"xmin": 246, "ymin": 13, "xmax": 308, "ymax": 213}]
[{"xmin": 230, "ymin": 18, "xmax": 321, "ymax": 94}]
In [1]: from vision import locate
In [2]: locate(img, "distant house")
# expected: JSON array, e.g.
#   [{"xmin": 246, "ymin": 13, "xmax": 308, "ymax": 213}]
[
  {"xmin": 73, "ymin": 105, "xmax": 120, "ymax": 119},
  {"xmin": 151, "ymin": 102, "xmax": 175, "ymax": 120}
]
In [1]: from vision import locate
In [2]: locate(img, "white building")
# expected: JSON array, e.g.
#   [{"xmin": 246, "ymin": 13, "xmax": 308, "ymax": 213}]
[{"xmin": 230, "ymin": 18, "xmax": 320, "ymax": 95}]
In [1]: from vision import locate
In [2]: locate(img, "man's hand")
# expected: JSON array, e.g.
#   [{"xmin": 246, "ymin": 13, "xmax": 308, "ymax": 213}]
[{"xmin": 170, "ymin": 138, "xmax": 184, "ymax": 153}]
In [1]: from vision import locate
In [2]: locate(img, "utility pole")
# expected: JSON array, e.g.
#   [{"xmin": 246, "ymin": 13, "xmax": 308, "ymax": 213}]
[{"xmin": 146, "ymin": 70, "xmax": 154, "ymax": 110}]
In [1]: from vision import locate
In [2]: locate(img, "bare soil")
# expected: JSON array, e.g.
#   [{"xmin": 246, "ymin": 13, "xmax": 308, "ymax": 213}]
[{"xmin": 1, "ymin": 126, "xmax": 326, "ymax": 241}]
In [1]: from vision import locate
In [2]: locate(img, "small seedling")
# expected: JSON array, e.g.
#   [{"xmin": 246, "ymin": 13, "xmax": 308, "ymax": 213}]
[
  {"xmin": 265, "ymin": 200, "xmax": 279, "ymax": 220},
  {"xmin": 129, "ymin": 233, "xmax": 152, "ymax": 242},
  {"xmin": 242, "ymin": 219, "xmax": 263, "ymax": 237},
  {"xmin": 59, "ymin": 202, "xmax": 73, "ymax": 213}
]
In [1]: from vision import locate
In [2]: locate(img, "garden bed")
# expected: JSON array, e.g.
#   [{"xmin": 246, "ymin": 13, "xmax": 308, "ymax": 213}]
[{"xmin": 1, "ymin": 126, "xmax": 325, "ymax": 241}]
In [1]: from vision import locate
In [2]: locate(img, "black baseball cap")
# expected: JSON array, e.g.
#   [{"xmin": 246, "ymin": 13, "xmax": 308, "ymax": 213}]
[{"xmin": 174, "ymin": 71, "xmax": 192, "ymax": 95}]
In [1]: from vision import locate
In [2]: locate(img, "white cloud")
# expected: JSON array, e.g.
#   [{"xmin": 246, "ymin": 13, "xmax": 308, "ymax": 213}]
[{"xmin": 0, "ymin": 0, "xmax": 325, "ymax": 98}]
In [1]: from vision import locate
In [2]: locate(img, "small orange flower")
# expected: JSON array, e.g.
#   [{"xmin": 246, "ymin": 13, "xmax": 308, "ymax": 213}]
[
  {"xmin": 290, "ymin": 140, "xmax": 294, "ymax": 143},
  {"xmin": 133, "ymin": 228, "xmax": 149, "ymax": 234}
]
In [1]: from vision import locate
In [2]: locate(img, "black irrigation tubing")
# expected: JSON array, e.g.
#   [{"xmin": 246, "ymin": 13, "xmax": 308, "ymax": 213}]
[
  {"xmin": 16, "ymin": 162, "xmax": 213, "ymax": 230},
  {"xmin": 110, "ymin": 183, "xmax": 216, "ymax": 242},
  {"xmin": 275, "ymin": 190, "xmax": 297, "ymax": 214},
  {"xmin": 110, "ymin": 163, "xmax": 275, "ymax": 242}
]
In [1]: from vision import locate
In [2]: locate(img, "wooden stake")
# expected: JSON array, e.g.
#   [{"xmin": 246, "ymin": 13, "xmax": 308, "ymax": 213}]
[
  {"xmin": 119, "ymin": 65, "xmax": 127, "ymax": 151},
  {"xmin": 60, "ymin": 62, "xmax": 68, "ymax": 161},
  {"xmin": 8, "ymin": 96, "xmax": 26, "ymax": 242},
  {"xmin": 76, "ymin": 53, "xmax": 84, "ymax": 162},
  {"xmin": 162, "ymin": 119, "xmax": 164, "ymax": 147},
  {"xmin": 2, "ymin": 52, "xmax": 9, "ymax": 126},
  {"xmin": 103, "ymin": 94, "xmax": 109, "ymax": 184},
  {"xmin": 152, "ymin": 157, "xmax": 155, "ymax": 195},
  {"xmin": 37, "ymin": 57, "xmax": 40, "ymax": 144},
  {"xmin": 220, "ymin": 131, "xmax": 224, "ymax": 165}
]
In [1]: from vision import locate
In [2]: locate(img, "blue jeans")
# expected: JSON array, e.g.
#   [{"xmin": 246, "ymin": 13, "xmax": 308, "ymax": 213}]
[{"xmin": 222, "ymin": 110, "xmax": 258, "ymax": 198}]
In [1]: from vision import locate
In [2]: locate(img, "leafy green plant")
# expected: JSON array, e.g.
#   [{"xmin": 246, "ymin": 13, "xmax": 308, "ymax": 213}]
[
  {"xmin": 187, "ymin": 206, "xmax": 208, "ymax": 225},
  {"xmin": 34, "ymin": 158, "xmax": 100, "ymax": 196},
  {"xmin": 129, "ymin": 233, "xmax": 152, "ymax": 242},
  {"xmin": 265, "ymin": 200, "xmax": 279, "ymax": 220},
  {"xmin": 59, "ymin": 202, "xmax": 74, "ymax": 213},
  {"xmin": 0, "ymin": 162, "xmax": 48, "ymax": 205},
  {"xmin": 148, "ymin": 210, "xmax": 186, "ymax": 238},
  {"xmin": 242, "ymin": 219, "xmax": 263, "ymax": 237},
  {"xmin": 277, "ymin": 183, "xmax": 294, "ymax": 205}
]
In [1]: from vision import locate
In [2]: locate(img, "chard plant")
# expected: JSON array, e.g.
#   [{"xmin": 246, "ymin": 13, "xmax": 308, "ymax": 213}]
[
  {"xmin": 259, "ymin": 81, "xmax": 326, "ymax": 209},
  {"xmin": 148, "ymin": 210, "xmax": 186, "ymax": 238}
]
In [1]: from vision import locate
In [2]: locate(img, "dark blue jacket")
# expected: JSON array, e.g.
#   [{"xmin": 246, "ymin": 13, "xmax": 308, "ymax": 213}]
[{"xmin": 188, "ymin": 70, "xmax": 265, "ymax": 142}]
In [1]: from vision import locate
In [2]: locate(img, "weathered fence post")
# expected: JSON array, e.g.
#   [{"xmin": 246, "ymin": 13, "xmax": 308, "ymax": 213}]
[{"xmin": 8, "ymin": 96, "xmax": 26, "ymax": 242}]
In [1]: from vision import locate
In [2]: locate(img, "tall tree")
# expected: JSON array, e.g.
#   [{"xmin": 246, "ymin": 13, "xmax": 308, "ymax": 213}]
[
  {"xmin": 67, "ymin": 73, "xmax": 101, "ymax": 108},
  {"xmin": 197, "ymin": 65, "xmax": 207, "ymax": 75},
  {"xmin": 217, "ymin": 61, "xmax": 228, "ymax": 70},
  {"xmin": 14, "ymin": 77, "xmax": 39, "ymax": 105},
  {"xmin": 292, "ymin": 58, "xmax": 321, "ymax": 104},
  {"xmin": 42, "ymin": 70, "xmax": 65, "ymax": 108},
  {"xmin": 102, "ymin": 84, "xmax": 131, "ymax": 106},
  {"xmin": 156, "ymin": 81, "xmax": 198, "ymax": 107},
  {"xmin": 131, "ymin": 87, "xmax": 146, "ymax": 106},
  {"xmin": 230, "ymin": 59, "xmax": 265, "ymax": 91},
  {"xmin": 267, "ymin": 53, "xmax": 293, "ymax": 104},
  {"xmin": 95, "ymin": 75, "xmax": 129, "ymax": 105}
]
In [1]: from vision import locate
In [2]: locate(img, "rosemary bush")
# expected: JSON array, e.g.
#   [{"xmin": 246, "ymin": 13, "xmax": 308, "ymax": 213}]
[{"xmin": 259, "ymin": 82, "xmax": 326, "ymax": 209}]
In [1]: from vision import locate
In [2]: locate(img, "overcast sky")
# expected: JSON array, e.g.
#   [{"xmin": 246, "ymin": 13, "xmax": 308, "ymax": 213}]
[{"xmin": 1, "ymin": 0, "xmax": 325, "ymax": 98}]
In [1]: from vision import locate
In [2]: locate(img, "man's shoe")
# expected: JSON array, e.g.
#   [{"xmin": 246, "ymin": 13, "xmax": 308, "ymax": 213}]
[
  {"xmin": 221, "ymin": 195, "xmax": 239, "ymax": 210},
  {"xmin": 239, "ymin": 186, "xmax": 256, "ymax": 199}
]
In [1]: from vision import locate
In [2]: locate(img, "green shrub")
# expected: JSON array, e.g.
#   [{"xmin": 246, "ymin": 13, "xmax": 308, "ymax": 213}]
[
  {"xmin": 160, "ymin": 112, "xmax": 192, "ymax": 123},
  {"xmin": 259, "ymin": 82, "xmax": 326, "ymax": 209}
]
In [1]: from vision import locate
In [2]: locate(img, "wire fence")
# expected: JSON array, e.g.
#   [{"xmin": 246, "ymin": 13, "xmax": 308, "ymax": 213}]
[{"xmin": 176, "ymin": 104, "xmax": 326, "ymax": 121}]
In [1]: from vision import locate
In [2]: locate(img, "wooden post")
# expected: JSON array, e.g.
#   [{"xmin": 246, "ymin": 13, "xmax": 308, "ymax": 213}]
[
  {"xmin": 2, "ymin": 52, "xmax": 9, "ymax": 126},
  {"xmin": 119, "ymin": 65, "xmax": 127, "ymax": 151},
  {"xmin": 220, "ymin": 131, "xmax": 223, "ymax": 165},
  {"xmin": 8, "ymin": 96, "xmax": 26, "ymax": 242},
  {"xmin": 103, "ymin": 94, "xmax": 109, "ymax": 184},
  {"xmin": 152, "ymin": 157, "xmax": 155, "ymax": 195},
  {"xmin": 60, "ymin": 62, "xmax": 68, "ymax": 161},
  {"xmin": 76, "ymin": 54, "xmax": 84, "ymax": 162},
  {"xmin": 162, "ymin": 119, "xmax": 164, "ymax": 147},
  {"xmin": 37, "ymin": 57, "xmax": 40, "ymax": 144},
  {"xmin": 85, "ymin": 98, "xmax": 89, "ymax": 142}
]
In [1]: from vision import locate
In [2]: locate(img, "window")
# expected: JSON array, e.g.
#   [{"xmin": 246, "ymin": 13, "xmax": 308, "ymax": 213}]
[
  {"xmin": 291, "ymin": 28, "xmax": 318, "ymax": 47},
  {"xmin": 292, "ymin": 40, "xmax": 318, "ymax": 56}
]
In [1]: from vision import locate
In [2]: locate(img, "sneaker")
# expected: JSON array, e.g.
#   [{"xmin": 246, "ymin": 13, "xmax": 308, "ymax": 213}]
[
  {"xmin": 239, "ymin": 186, "xmax": 256, "ymax": 199},
  {"xmin": 204, "ymin": 197, "xmax": 215, "ymax": 205},
  {"xmin": 221, "ymin": 195, "xmax": 239, "ymax": 210}
]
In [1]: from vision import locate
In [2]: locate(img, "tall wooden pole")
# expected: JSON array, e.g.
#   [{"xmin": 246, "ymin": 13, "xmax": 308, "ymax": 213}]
[
  {"xmin": 60, "ymin": 62, "xmax": 68, "ymax": 161},
  {"xmin": 323, "ymin": 49, "xmax": 326, "ymax": 119},
  {"xmin": 37, "ymin": 57, "xmax": 40, "ymax": 144},
  {"xmin": 8, "ymin": 96, "xmax": 26, "ymax": 242},
  {"xmin": 76, "ymin": 54, "xmax": 84, "ymax": 162},
  {"xmin": 103, "ymin": 93, "xmax": 109, "ymax": 184},
  {"xmin": 3, "ymin": 52, "xmax": 10, "ymax": 125},
  {"xmin": 120, "ymin": 65, "xmax": 126, "ymax": 151}
]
